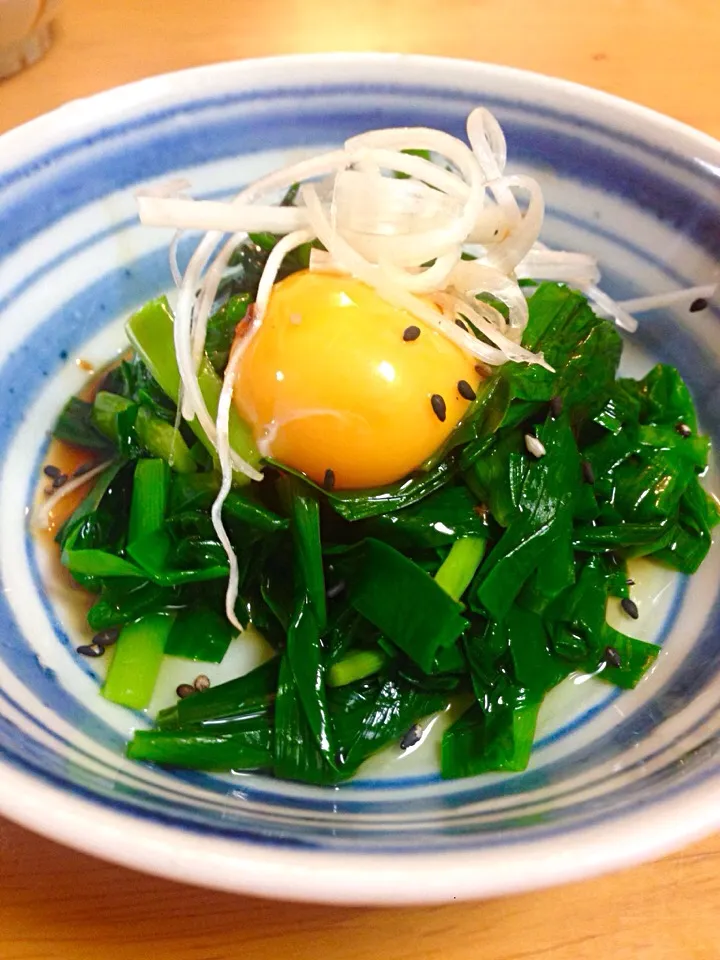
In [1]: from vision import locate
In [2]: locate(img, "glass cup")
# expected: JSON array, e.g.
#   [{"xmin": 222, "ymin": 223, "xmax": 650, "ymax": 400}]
[{"xmin": 0, "ymin": 0, "xmax": 62, "ymax": 80}]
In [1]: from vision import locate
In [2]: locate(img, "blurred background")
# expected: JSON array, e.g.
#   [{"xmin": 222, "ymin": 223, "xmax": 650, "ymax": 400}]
[{"xmin": 1, "ymin": 0, "xmax": 719, "ymax": 138}]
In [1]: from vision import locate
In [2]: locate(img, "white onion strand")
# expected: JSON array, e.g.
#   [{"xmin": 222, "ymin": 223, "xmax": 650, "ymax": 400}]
[
  {"xmin": 211, "ymin": 337, "xmax": 247, "ymax": 634},
  {"xmin": 617, "ymin": 284, "xmax": 717, "ymax": 314}
]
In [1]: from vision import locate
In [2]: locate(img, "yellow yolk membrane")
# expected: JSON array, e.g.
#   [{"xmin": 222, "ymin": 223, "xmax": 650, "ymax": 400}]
[{"xmin": 233, "ymin": 270, "xmax": 481, "ymax": 489}]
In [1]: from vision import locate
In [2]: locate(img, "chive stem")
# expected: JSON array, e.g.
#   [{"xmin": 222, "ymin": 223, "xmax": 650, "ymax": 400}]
[
  {"xmin": 125, "ymin": 297, "xmax": 261, "ymax": 480},
  {"xmin": 90, "ymin": 391, "xmax": 133, "ymax": 443},
  {"xmin": 127, "ymin": 724, "xmax": 271, "ymax": 770},
  {"xmin": 327, "ymin": 648, "xmax": 388, "ymax": 688},
  {"xmin": 102, "ymin": 613, "xmax": 175, "ymax": 710},
  {"xmin": 434, "ymin": 536, "xmax": 487, "ymax": 602},
  {"xmin": 92, "ymin": 391, "xmax": 196, "ymax": 473},
  {"xmin": 128, "ymin": 458, "xmax": 169, "ymax": 545},
  {"xmin": 134, "ymin": 408, "xmax": 197, "ymax": 473}
]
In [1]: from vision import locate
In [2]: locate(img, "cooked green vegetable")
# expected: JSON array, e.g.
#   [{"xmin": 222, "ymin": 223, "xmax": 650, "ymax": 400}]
[
  {"xmin": 441, "ymin": 691, "xmax": 540, "ymax": 779},
  {"xmin": 328, "ymin": 648, "xmax": 388, "ymax": 688},
  {"xmin": 274, "ymin": 653, "xmax": 337, "ymax": 784},
  {"xmin": 279, "ymin": 475, "xmax": 327, "ymax": 630},
  {"xmin": 165, "ymin": 606, "xmax": 236, "ymax": 663},
  {"xmin": 157, "ymin": 657, "xmax": 278, "ymax": 729},
  {"xmin": 363, "ymin": 486, "xmax": 490, "ymax": 549},
  {"xmin": 128, "ymin": 718, "xmax": 272, "ymax": 770},
  {"xmin": 135, "ymin": 407, "xmax": 197, "ymax": 473},
  {"xmin": 337, "ymin": 679, "xmax": 447, "ymax": 773},
  {"xmin": 333, "ymin": 538, "xmax": 469, "ymax": 673},
  {"xmin": 103, "ymin": 613, "xmax": 175, "ymax": 710},
  {"xmin": 48, "ymin": 270, "xmax": 718, "ymax": 785},
  {"xmin": 128, "ymin": 459, "xmax": 169, "ymax": 544},
  {"xmin": 53, "ymin": 397, "xmax": 114, "ymax": 452},
  {"xmin": 434, "ymin": 536, "xmax": 487, "ymax": 602},
  {"xmin": 61, "ymin": 547, "xmax": 144, "ymax": 580},
  {"xmin": 126, "ymin": 296, "xmax": 261, "ymax": 477},
  {"xmin": 473, "ymin": 413, "xmax": 579, "ymax": 621},
  {"xmin": 205, "ymin": 293, "xmax": 251, "ymax": 373}
]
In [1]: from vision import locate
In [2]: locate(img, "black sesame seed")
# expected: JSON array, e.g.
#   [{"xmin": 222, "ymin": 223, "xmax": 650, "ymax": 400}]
[
  {"xmin": 176, "ymin": 683, "xmax": 195, "ymax": 699},
  {"xmin": 52, "ymin": 473, "xmax": 69, "ymax": 489},
  {"xmin": 43, "ymin": 464, "xmax": 61, "ymax": 479},
  {"xmin": 549, "ymin": 395, "xmax": 564, "ymax": 418},
  {"xmin": 326, "ymin": 580, "xmax": 346, "ymax": 600},
  {"xmin": 323, "ymin": 468, "xmax": 335, "ymax": 491},
  {"xmin": 626, "ymin": 578, "xmax": 635, "ymax": 586},
  {"xmin": 403, "ymin": 325, "xmax": 421, "ymax": 342},
  {"xmin": 93, "ymin": 628, "xmax": 119, "ymax": 647},
  {"xmin": 455, "ymin": 318, "xmax": 468, "ymax": 332},
  {"xmin": 690, "ymin": 297, "xmax": 708, "ymax": 313},
  {"xmin": 194, "ymin": 674, "xmax": 211, "ymax": 692},
  {"xmin": 73, "ymin": 462, "xmax": 93, "ymax": 478},
  {"xmin": 77, "ymin": 643, "xmax": 104, "ymax": 658},
  {"xmin": 621, "ymin": 597, "xmax": 639, "ymax": 620},
  {"xmin": 675, "ymin": 422, "xmax": 692, "ymax": 438},
  {"xmin": 400, "ymin": 724, "xmax": 423, "ymax": 750},
  {"xmin": 430, "ymin": 394, "xmax": 447, "ymax": 422},
  {"xmin": 581, "ymin": 460, "xmax": 595, "ymax": 485},
  {"xmin": 603, "ymin": 646, "xmax": 623, "ymax": 668},
  {"xmin": 457, "ymin": 379, "xmax": 476, "ymax": 402}
]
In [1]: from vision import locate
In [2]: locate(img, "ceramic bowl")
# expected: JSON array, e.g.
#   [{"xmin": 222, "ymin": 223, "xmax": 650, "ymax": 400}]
[{"xmin": 0, "ymin": 54, "xmax": 719, "ymax": 905}]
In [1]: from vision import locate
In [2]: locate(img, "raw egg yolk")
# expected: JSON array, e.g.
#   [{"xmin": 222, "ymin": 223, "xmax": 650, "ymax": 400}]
[{"xmin": 233, "ymin": 270, "xmax": 481, "ymax": 489}]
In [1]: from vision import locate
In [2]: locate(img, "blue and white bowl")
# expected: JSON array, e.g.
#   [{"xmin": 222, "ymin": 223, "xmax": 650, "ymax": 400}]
[{"xmin": 0, "ymin": 54, "xmax": 719, "ymax": 904}]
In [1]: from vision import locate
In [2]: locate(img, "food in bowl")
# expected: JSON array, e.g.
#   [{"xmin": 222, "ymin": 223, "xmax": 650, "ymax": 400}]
[{"xmin": 35, "ymin": 107, "xmax": 719, "ymax": 784}]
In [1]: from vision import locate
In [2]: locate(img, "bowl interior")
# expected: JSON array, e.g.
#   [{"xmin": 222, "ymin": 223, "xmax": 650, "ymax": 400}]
[{"xmin": 0, "ymin": 55, "xmax": 719, "ymax": 903}]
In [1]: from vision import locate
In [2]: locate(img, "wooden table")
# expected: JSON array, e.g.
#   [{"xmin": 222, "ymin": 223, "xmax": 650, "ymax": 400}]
[{"xmin": 1, "ymin": 1, "xmax": 720, "ymax": 957}]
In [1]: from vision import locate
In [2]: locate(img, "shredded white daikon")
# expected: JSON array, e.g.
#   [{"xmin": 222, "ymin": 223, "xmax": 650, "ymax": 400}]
[
  {"xmin": 138, "ymin": 197, "xmax": 307, "ymax": 234},
  {"xmin": 211, "ymin": 337, "xmax": 248, "ymax": 634},
  {"xmin": 515, "ymin": 249, "xmax": 601, "ymax": 287},
  {"xmin": 616, "ymin": 284, "xmax": 717, "ymax": 314},
  {"xmin": 207, "ymin": 229, "xmax": 316, "ymax": 622},
  {"xmin": 135, "ymin": 106, "xmax": 715, "ymax": 627},
  {"xmin": 583, "ymin": 285, "xmax": 639, "ymax": 334}
]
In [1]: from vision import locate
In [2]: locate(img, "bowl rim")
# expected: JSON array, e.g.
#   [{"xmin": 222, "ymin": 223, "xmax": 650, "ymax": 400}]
[
  {"xmin": 3, "ymin": 51, "xmax": 720, "ymax": 167},
  {"xmin": 1, "ymin": 51, "xmax": 719, "ymax": 905},
  {"xmin": 3, "ymin": 749, "xmax": 720, "ymax": 905}
]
